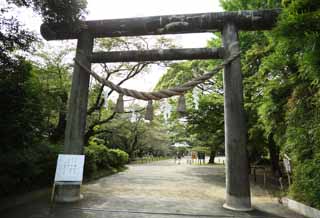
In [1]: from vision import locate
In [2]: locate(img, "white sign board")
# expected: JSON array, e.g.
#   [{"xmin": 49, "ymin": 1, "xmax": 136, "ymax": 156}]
[
  {"xmin": 283, "ymin": 158, "xmax": 292, "ymax": 173},
  {"xmin": 54, "ymin": 154, "xmax": 85, "ymax": 182}
]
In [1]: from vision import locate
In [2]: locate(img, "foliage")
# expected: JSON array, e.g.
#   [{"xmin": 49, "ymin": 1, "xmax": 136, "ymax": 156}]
[
  {"xmin": 156, "ymin": 0, "xmax": 320, "ymax": 208},
  {"xmin": 258, "ymin": 0, "xmax": 320, "ymax": 207},
  {"xmin": 31, "ymin": 45, "xmax": 73, "ymax": 143},
  {"xmin": 221, "ymin": 0, "xmax": 320, "ymax": 208},
  {"xmin": 0, "ymin": 8, "xmax": 35, "ymax": 66},
  {"xmin": 86, "ymin": 36, "xmax": 174, "ymax": 158},
  {"xmin": 155, "ymin": 37, "xmax": 226, "ymax": 163},
  {"xmin": 0, "ymin": 0, "xmax": 173, "ymax": 199},
  {"xmin": 187, "ymin": 93, "xmax": 225, "ymax": 157},
  {"xmin": 84, "ymin": 139, "xmax": 128, "ymax": 178},
  {"xmin": 0, "ymin": 60, "xmax": 45, "ymax": 149},
  {"xmin": 108, "ymin": 149, "xmax": 129, "ymax": 167},
  {"xmin": 0, "ymin": 143, "xmax": 61, "ymax": 196},
  {"xmin": 86, "ymin": 36, "xmax": 174, "ymax": 145},
  {"xmin": 90, "ymin": 109, "xmax": 171, "ymax": 159},
  {"xmin": 7, "ymin": 0, "xmax": 87, "ymax": 25},
  {"xmin": 290, "ymin": 158, "xmax": 320, "ymax": 209},
  {"xmin": 191, "ymin": 146, "xmax": 211, "ymax": 154},
  {"xmin": 1, "ymin": 0, "xmax": 319, "ymax": 209},
  {"xmin": 0, "ymin": 54, "xmax": 64, "ymax": 197}
]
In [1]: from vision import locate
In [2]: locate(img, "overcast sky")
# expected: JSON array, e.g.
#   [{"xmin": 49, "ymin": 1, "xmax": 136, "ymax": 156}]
[{"xmin": 5, "ymin": 0, "xmax": 223, "ymax": 104}]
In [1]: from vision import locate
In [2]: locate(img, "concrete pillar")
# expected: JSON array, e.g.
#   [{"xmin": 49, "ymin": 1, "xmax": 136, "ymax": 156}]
[
  {"xmin": 54, "ymin": 30, "xmax": 93, "ymax": 202},
  {"xmin": 222, "ymin": 23, "xmax": 252, "ymax": 211}
]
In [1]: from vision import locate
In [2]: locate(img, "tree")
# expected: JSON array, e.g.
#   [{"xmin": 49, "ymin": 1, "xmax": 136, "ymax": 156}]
[
  {"xmin": 220, "ymin": 0, "xmax": 283, "ymax": 174},
  {"xmin": 0, "ymin": 1, "xmax": 41, "ymax": 151},
  {"xmin": 221, "ymin": 0, "xmax": 320, "ymax": 208},
  {"xmin": 31, "ymin": 45, "xmax": 73, "ymax": 143},
  {"xmin": 187, "ymin": 94, "xmax": 224, "ymax": 163},
  {"xmin": 85, "ymin": 36, "xmax": 174, "ymax": 144},
  {"xmin": 155, "ymin": 35, "xmax": 226, "ymax": 163},
  {"xmin": 0, "ymin": 0, "xmax": 86, "ymax": 196},
  {"xmin": 7, "ymin": 0, "xmax": 87, "ymax": 24},
  {"xmin": 90, "ymin": 107, "xmax": 171, "ymax": 159},
  {"xmin": 260, "ymin": 0, "xmax": 320, "ymax": 207}
]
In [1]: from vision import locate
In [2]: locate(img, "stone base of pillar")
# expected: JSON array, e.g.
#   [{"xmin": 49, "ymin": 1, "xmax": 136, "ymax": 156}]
[
  {"xmin": 223, "ymin": 195, "xmax": 253, "ymax": 212},
  {"xmin": 54, "ymin": 183, "xmax": 83, "ymax": 203}
]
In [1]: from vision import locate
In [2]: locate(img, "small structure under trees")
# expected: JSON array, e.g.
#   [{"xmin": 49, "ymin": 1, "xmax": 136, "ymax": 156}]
[{"xmin": 41, "ymin": 9, "xmax": 280, "ymax": 211}]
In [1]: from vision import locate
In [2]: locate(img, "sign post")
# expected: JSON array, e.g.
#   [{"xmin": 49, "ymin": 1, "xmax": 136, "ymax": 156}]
[
  {"xmin": 52, "ymin": 154, "xmax": 85, "ymax": 202},
  {"xmin": 283, "ymin": 154, "xmax": 292, "ymax": 186}
]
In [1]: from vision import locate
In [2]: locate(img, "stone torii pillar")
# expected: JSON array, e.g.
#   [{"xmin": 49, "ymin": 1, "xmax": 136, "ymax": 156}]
[
  {"xmin": 222, "ymin": 23, "xmax": 251, "ymax": 211},
  {"xmin": 40, "ymin": 9, "xmax": 280, "ymax": 209},
  {"xmin": 54, "ymin": 30, "xmax": 93, "ymax": 202}
]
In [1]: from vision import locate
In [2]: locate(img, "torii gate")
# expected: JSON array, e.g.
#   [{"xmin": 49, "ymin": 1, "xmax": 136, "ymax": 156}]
[{"xmin": 41, "ymin": 9, "xmax": 280, "ymax": 211}]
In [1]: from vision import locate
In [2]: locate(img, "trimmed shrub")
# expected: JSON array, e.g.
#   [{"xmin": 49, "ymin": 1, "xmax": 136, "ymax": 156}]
[
  {"xmin": 84, "ymin": 141, "xmax": 128, "ymax": 178},
  {"xmin": 108, "ymin": 149, "xmax": 129, "ymax": 167}
]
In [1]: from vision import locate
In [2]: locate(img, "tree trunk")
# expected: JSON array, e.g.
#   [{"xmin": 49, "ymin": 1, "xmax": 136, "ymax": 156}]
[
  {"xmin": 129, "ymin": 134, "xmax": 138, "ymax": 159},
  {"xmin": 49, "ymin": 92, "xmax": 68, "ymax": 143},
  {"xmin": 50, "ymin": 111, "xmax": 66, "ymax": 143},
  {"xmin": 268, "ymin": 133, "xmax": 282, "ymax": 177},
  {"xmin": 208, "ymin": 149, "xmax": 216, "ymax": 164},
  {"xmin": 84, "ymin": 129, "xmax": 93, "ymax": 146}
]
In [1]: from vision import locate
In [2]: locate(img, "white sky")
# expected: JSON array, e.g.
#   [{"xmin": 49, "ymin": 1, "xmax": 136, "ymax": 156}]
[{"xmin": 4, "ymin": 0, "xmax": 223, "ymax": 104}]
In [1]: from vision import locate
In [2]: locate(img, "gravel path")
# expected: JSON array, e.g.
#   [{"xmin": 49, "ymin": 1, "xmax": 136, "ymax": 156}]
[{"xmin": 2, "ymin": 158, "xmax": 305, "ymax": 218}]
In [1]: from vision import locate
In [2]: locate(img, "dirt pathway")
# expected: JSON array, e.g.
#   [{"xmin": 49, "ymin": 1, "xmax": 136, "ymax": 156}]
[{"xmin": 2, "ymin": 159, "xmax": 304, "ymax": 218}]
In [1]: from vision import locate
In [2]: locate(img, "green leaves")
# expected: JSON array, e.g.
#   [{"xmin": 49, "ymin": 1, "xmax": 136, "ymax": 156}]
[
  {"xmin": 219, "ymin": 0, "xmax": 320, "ymax": 207},
  {"xmin": 290, "ymin": 158, "xmax": 320, "ymax": 208},
  {"xmin": 9, "ymin": 0, "xmax": 88, "ymax": 24}
]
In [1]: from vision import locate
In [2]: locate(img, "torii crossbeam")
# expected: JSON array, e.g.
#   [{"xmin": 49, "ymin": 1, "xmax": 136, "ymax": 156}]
[{"xmin": 41, "ymin": 9, "xmax": 280, "ymax": 211}]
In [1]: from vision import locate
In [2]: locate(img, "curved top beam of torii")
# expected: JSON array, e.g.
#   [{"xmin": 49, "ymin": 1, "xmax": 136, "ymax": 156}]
[{"xmin": 40, "ymin": 9, "xmax": 280, "ymax": 41}]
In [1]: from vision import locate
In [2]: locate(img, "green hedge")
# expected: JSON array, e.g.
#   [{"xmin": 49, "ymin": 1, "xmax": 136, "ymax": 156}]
[
  {"xmin": 0, "ymin": 143, "xmax": 61, "ymax": 197},
  {"xmin": 84, "ymin": 142, "xmax": 128, "ymax": 178},
  {"xmin": 0, "ymin": 141, "xmax": 128, "ymax": 197},
  {"xmin": 290, "ymin": 158, "xmax": 320, "ymax": 209}
]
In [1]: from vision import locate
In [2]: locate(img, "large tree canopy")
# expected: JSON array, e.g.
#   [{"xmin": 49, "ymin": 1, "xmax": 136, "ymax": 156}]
[{"xmin": 7, "ymin": 0, "xmax": 87, "ymax": 24}]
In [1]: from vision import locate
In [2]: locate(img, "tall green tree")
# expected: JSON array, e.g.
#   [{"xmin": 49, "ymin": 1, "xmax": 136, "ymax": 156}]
[
  {"xmin": 221, "ymin": 0, "xmax": 320, "ymax": 208},
  {"xmin": 32, "ymin": 45, "xmax": 73, "ymax": 143},
  {"xmin": 261, "ymin": 0, "xmax": 320, "ymax": 208},
  {"xmin": 187, "ymin": 94, "xmax": 224, "ymax": 163},
  {"xmin": 0, "ymin": 0, "xmax": 86, "ymax": 196},
  {"xmin": 8, "ymin": 0, "xmax": 87, "ymax": 24},
  {"xmin": 85, "ymin": 36, "xmax": 174, "ymax": 144}
]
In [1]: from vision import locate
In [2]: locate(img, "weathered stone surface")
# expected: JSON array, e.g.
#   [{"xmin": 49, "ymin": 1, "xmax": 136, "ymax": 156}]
[
  {"xmin": 91, "ymin": 47, "xmax": 224, "ymax": 63},
  {"xmin": 40, "ymin": 9, "xmax": 280, "ymax": 40},
  {"xmin": 63, "ymin": 31, "xmax": 93, "ymax": 154},
  {"xmin": 222, "ymin": 23, "xmax": 251, "ymax": 211},
  {"xmin": 59, "ymin": 31, "xmax": 93, "ymax": 203}
]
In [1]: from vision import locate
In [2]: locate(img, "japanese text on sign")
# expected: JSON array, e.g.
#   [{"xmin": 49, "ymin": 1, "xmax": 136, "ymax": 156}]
[{"xmin": 54, "ymin": 154, "xmax": 85, "ymax": 182}]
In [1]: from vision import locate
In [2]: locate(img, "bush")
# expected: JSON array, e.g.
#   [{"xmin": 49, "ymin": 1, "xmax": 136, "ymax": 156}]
[
  {"xmin": 84, "ymin": 140, "xmax": 128, "ymax": 178},
  {"xmin": 83, "ymin": 145, "xmax": 99, "ymax": 178},
  {"xmin": 0, "ymin": 143, "xmax": 61, "ymax": 197},
  {"xmin": 290, "ymin": 158, "xmax": 320, "ymax": 209},
  {"xmin": 108, "ymin": 149, "xmax": 129, "ymax": 167}
]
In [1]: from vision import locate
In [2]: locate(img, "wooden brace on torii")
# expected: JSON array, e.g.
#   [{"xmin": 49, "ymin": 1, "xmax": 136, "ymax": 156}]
[{"xmin": 40, "ymin": 9, "xmax": 280, "ymax": 211}]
